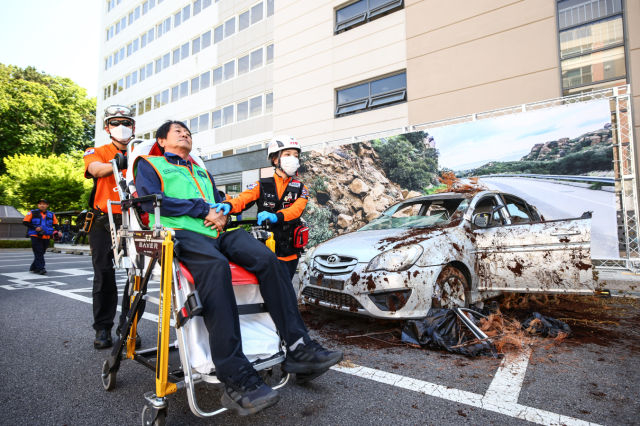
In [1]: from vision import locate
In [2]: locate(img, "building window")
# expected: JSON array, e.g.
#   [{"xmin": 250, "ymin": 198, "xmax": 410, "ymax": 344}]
[
  {"xmin": 181, "ymin": 42, "xmax": 190, "ymax": 60},
  {"xmin": 335, "ymin": 71, "xmax": 406, "ymax": 117},
  {"xmin": 250, "ymin": 48, "xmax": 263, "ymax": 70},
  {"xmin": 213, "ymin": 109, "xmax": 222, "ymax": 128},
  {"xmin": 223, "ymin": 60, "xmax": 235, "ymax": 80},
  {"xmin": 556, "ymin": 0, "xmax": 626, "ymax": 95},
  {"xmin": 202, "ymin": 30, "xmax": 212, "ymax": 48},
  {"xmin": 266, "ymin": 44, "xmax": 274, "ymax": 63},
  {"xmin": 173, "ymin": 47, "xmax": 180, "ymax": 65},
  {"xmin": 213, "ymin": 66, "xmax": 223, "ymax": 85},
  {"xmin": 251, "ymin": 2, "xmax": 264, "ymax": 24},
  {"xmin": 191, "ymin": 76, "xmax": 200, "ymax": 94},
  {"xmin": 194, "ymin": 0, "xmax": 202, "ymax": 15},
  {"xmin": 174, "ymin": 10, "xmax": 182, "ymax": 27},
  {"xmin": 180, "ymin": 81, "xmax": 189, "ymax": 98},
  {"xmin": 223, "ymin": 105, "xmax": 234, "ymax": 126},
  {"xmin": 238, "ymin": 54, "xmax": 250, "ymax": 75},
  {"xmin": 192, "ymin": 37, "xmax": 201, "ymax": 55},
  {"xmin": 265, "ymin": 92, "xmax": 273, "ymax": 113},
  {"xmin": 171, "ymin": 85, "xmax": 179, "ymax": 102},
  {"xmin": 237, "ymin": 100, "xmax": 249, "ymax": 121},
  {"xmin": 335, "ymin": 0, "xmax": 403, "ymax": 34},
  {"xmin": 190, "ymin": 117, "xmax": 199, "ymax": 133},
  {"xmin": 200, "ymin": 71, "xmax": 211, "ymax": 90},
  {"xmin": 214, "ymin": 25, "xmax": 223, "ymax": 43},
  {"xmin": 225, "ymin": 17, "xmax": 236, "ymax": 37},
  {"xmin": 239, "ymin": 10, "xmax": 250, "ymax": 31},
  {"xmin": 249, "ymin": 95, "xmax": 262, "ymax": 117},
  {"xmin": 267, "ymin": 0, "xmax": 274, "ymax": 16},
  {"xmin": 199, "ymin": 113, "xmax": 210, "ymax": 131}
]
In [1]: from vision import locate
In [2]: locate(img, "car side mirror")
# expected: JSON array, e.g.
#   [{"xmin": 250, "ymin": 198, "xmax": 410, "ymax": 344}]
[{"xmin": 473, "ymin": 213, "xmax": 490, "ymax": 228}]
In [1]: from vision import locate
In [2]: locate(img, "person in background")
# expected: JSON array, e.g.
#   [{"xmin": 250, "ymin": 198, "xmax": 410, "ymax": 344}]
[
  {"xmin": 23, "ymin": 198, "xmax": 58, "ymax": 275},
  {"xmin": 223, "ymin": 136, "xmax": 309, "ymax": 279},
  {"xmin": 83, "ymin": 105, "xmax": 135, "ymax": 349}
]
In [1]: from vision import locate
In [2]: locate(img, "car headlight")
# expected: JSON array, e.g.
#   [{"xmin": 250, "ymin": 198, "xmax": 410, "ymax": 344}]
[
  {"xmin": 304, "ymin": 246, "xmax": 317, "ymax": 266},
  {"xmin": 365, "ymin": 244, "xmax": 423, "ymax": 272}
]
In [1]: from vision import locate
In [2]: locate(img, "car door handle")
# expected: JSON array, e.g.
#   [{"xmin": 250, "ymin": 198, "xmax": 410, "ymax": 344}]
[{"xmin": 550, "ymin": 230, "xmax": 580, "ymax": 236}]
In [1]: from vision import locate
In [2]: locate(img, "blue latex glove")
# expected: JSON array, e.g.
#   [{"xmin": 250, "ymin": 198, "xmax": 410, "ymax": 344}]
[
  {"xmin": 257, "ymin": 211, "xmax": 278, "ymax": 225},
  {"xmin": 209, "ymin": 203, "xmax": 230, "ymax": 215}
]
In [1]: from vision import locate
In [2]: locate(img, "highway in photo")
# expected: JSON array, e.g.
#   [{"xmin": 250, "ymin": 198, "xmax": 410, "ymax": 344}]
[{"xmin": 478, "ymin": 176, "xmax": 619, "ymax": 259}]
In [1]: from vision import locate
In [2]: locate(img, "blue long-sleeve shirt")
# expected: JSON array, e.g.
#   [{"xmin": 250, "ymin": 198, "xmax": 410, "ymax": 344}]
[{"xmin": 135, "ymin": 152, "xmax": 222, "ymax": 218}]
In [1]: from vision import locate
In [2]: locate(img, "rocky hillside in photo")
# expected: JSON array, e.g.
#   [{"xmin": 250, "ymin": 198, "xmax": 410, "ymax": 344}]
[
  {"xmin": 299, "ymin": 142, "xmax": 421, "ymax": 236},
  {"xmin": 521, "ymin": 125, "xmax": 612, "ymax": 162}
]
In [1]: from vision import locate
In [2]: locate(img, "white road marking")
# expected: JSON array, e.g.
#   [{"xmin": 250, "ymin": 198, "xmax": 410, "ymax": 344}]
[
  {"xmin": 0, "ymin": 260, "xmax": 92, "ymax": 268},
  {"xmin": 37, "ymin": 285, "xmax": 160, "ymax": 323},
  {"xmin": 28, "ymin": 280, "xmax": 597, "ymax": 425},
  {"xmin": 333, "ymin": 357, "xmax": 599, "ymax": 426},
  {"xmin": 483, "ymin": 347, "xmax": 531, "ymax": 404}
]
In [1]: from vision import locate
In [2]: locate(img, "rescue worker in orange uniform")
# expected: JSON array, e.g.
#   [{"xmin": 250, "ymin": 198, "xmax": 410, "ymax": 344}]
[
  {"xmin": 222, "ymin": 136, "xmax": 309, "ymax": 278},
  {"xmin": 83, "ymin": 105, "xmax": 135, "ymax": 349},
  {"xmin": 23, "ymin": 198, "xmax": 59, "ymax": 275}
]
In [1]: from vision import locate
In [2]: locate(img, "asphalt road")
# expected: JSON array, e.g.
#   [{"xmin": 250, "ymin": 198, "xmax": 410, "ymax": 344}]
[
  {"xmin": 1, "ymin": 249, "xmax": 639, "ymax": 425},
  {"xmin": 478, "ymin": 177, "xmax": 618, "ymax": 259}
]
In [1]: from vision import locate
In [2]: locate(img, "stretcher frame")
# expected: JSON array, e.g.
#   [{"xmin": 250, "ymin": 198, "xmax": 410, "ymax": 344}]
[{"xmin": 100, "ymin": 151, "xmax": 290, "ymax": 425}]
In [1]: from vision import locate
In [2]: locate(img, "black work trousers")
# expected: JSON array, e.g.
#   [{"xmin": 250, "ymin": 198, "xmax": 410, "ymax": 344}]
[
  {"xmin": 89, "ymin": 221, "xmax": 117, "ymax": 332},
  {"xmin": 29, "ymin": 237, "xmax": 49, "ymax": 271},
  {"xmin": 174, "ymin": 228, "xmax": 309, "ymax": 381}
]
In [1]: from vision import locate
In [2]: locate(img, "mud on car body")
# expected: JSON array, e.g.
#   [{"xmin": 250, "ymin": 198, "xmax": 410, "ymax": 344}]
[{"xmin": 298, "ymin": 191, "xmax": 596, "ymax": 319}]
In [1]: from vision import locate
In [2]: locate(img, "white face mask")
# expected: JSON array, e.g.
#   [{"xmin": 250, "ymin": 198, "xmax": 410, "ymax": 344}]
[
  {"xmin": 280, "ymin": 156, "xmax": 300, "ymax": 177},
  {"xmin": 110, "ymin": 125, "xmax": 133, "ymax": 142}
]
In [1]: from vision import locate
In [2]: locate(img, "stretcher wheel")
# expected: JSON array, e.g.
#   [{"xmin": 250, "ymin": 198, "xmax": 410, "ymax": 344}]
[
  {"xmin": 101, "ymin": 360, "xmax": 116, "ymax": 391},
  {"xmin": 141, "ymin": 405, "xmax": 166, "ymax": 426}
]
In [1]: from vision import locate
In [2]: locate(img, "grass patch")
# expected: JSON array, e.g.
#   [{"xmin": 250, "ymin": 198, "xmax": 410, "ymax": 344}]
[{"xmin": 0, "ymin": 239, "xmax": 51, "ymax": 249}]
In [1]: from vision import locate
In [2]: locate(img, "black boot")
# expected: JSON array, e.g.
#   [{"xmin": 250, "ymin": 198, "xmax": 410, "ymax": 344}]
[{"xmin": 94, "ymin": 329, "xmax": 113, "ymax": 349}]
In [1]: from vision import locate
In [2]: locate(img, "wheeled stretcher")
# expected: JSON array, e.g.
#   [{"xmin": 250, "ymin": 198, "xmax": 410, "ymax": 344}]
[{"xmin": 100, "ymin": 142, "xmax": 289, "ymax": 425}]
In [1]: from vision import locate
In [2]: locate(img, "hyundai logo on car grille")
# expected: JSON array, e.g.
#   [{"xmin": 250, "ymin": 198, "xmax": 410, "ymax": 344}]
[
  {"xmin": 314, "ymin": 255, "xmax": 358, "ymax": 274},
  {"xmin": 326, "ymin": 254, "xmax": 340, "ymax": 263}
]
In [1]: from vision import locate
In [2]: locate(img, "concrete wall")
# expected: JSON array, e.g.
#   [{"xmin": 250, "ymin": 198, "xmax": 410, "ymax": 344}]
[
  {"xmin": 272, "ymin": 0, "xmax": 408, "ymax": 147},
  {"xmin": 405, "ymin": 0, "xmax": 561, "ymax": 126}
]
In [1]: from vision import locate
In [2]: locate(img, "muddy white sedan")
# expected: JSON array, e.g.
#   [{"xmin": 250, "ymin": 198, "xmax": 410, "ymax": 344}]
[{"xmin": 298, "ymin": 190, "xmax": 596, "ymax": 319}]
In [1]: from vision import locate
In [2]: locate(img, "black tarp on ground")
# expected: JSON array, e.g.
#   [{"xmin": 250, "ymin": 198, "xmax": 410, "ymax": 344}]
[
  {"xmin": 522, "ymin": 312, "xmax": 572, "ymax": 338},
  {"xmin": 401, "ymin": 308, "xmax": 498, "ymax": 357}
]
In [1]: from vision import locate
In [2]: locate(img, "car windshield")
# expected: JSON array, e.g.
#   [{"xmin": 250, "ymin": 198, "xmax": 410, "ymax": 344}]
[{"xmin": 359, "ymin": 198, "xmax": 469, "ymax": 231}]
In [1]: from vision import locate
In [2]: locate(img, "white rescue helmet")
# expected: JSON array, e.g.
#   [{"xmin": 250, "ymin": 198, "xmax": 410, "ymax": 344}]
[
  {"xmin": 103, "ymin": 105, "xmax": 135, "ymax": 126},
  {"xmin": 267, "ymin": 135, "xmax": 301, "ymax": 163}
]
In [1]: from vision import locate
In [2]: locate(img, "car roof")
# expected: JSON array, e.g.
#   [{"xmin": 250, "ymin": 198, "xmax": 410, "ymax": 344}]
[{"xmin": 402, "ymin": 191, "xmax": 490, "ymax": 202}]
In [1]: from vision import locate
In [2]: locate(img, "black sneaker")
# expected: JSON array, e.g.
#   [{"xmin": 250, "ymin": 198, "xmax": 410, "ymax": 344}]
[
  {"xmin": 220, "ymin": 366, "xmax": 280, "ymax": 416},
  {"xmin": 38, "ymin": 269, "xmax": 47, "ymax": 275},
  {"xmin": 94, "ymin": 329, "xmax": 113, "ymax": 349},
  {"xmin": 283, "ymin": 340, "xmax": 343, "ymax": 379}
]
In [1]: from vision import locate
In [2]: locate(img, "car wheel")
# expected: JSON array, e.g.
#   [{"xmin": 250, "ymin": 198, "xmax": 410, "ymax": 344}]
[{"xmin": 432, "ymin": 265, "xmax": 468, "ymax": 309}]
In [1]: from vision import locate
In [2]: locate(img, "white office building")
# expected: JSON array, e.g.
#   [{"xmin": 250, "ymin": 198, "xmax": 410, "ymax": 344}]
[{"xmin": 97, "ymin": 0, "xmax": 275, "ymax": 162}]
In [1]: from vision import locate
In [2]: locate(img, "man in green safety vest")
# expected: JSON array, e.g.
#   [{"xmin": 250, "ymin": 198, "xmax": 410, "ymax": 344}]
[{"xmin": 134, "ymin": 121, "xmax": 343, "ymax": 417}]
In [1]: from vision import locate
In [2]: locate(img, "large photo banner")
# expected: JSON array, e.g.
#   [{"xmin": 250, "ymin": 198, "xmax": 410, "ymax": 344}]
[{"xmin": 301, "ymin": 99, "xmax": 618, "ymax": 259}]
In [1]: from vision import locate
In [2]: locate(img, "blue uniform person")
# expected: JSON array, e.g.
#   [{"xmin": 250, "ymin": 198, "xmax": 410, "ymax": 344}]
[{"xmin": 23, "ymin": 199, "xmax": 58, "ymax": 275}]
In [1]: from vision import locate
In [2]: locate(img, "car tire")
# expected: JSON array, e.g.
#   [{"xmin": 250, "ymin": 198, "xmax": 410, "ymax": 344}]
[{"xmin": 432, "ymin": 265, "xmax": 469, "ymax": 309}]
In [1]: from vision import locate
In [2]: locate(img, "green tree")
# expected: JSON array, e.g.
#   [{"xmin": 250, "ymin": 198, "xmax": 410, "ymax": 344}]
[
  {"xmin": 0, "ymin": 64, "xmax": 96, "ymax": 171},
  {"xmin": 372, "ymin": 131, "xmax": 439, "ymax": 193},
  {"xmin": 0, "ymin": 152, "xmax": 92, "ymax": 213}
]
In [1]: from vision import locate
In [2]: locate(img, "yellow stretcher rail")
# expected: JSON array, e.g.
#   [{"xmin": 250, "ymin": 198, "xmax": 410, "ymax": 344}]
[{"xmin": 156, "ymin": 232, "xmax": 177, "ymax": 398}]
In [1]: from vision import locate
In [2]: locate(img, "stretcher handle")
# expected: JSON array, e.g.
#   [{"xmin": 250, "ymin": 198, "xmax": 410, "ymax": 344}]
[{"xmin": 121, "ymin": 194, "xmax": 163, "ymax": 210}]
